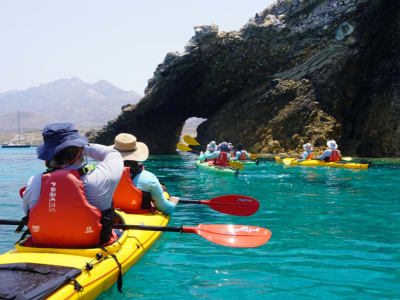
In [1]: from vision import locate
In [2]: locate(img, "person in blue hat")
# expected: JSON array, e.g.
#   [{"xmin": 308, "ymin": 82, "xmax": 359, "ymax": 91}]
[{"xmin": 22, "ymin": 122, "xmax": 124, "ymax": 248}]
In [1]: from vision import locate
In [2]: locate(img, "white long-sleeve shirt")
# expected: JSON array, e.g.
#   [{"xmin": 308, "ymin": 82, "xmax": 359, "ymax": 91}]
[{"xmin": 22, "ymin": 144, "xmax": 124, "ymax": 214}]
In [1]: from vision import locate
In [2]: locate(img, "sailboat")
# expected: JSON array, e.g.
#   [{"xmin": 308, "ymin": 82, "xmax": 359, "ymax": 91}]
[{"xmin": 1, "ymin": 111, "xmax": 31, "ymax": 148}]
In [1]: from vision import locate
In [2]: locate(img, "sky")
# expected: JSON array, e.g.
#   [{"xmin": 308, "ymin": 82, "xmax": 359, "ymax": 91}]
[{"xmin": 0, "ymin": 0, "xmax": 275, "ymax": 94}]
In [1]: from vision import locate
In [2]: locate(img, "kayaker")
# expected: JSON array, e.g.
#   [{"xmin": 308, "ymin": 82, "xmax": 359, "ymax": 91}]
[
  {"xmin": 198, "ymin": 141, "xmax": 218, "ymax": 162},
  {"xmin": 210, "ymin": 142, "xmax": 231, "ymax": 167},
  {"xmin": 112, "ymin": 133, "xmax": 179, "ymax": 215},
  {"xmin": 317, "ymin": 140, "xmax": 341, "ymax": 162},
  {"xmin": 232, "ymin": 144, "xmax": 250, "ymax": 161},
  {"xmin": 297, "ymin": 143, "xmax": 314, "ymax": 162},
  {"xmin": 22, "ymin": 122, "xmax": 124, "ymax": 248}
]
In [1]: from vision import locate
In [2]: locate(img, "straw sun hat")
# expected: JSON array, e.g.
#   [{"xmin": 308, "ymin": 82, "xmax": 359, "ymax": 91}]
[{"xmin": 111, "ymin": 133, "xmax": 149, "ymax": 162}]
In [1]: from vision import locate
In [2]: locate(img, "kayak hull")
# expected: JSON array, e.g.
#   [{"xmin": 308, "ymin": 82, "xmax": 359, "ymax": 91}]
[
  {"xmin": 274, "ymin": 156, "xmax": 369, "ymax": 170},
  {"xmin": 195, "ymin": 160, "xmax": 237, "ymax": 175},
  {"xmin": 0, "ymin": 211, "xmax": 169, "ymax": 299}
]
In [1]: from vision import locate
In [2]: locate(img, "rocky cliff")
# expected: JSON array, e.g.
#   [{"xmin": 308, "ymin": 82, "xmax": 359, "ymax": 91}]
[{"xmin": 91, "ymin": 0, "xmax": 400, "ymax": 157}]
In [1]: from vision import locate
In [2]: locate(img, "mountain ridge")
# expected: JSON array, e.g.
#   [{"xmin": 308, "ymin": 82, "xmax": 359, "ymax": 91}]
[{"xmin": 0, "ymin": 77, "xmax": 142, "ymax": 131}]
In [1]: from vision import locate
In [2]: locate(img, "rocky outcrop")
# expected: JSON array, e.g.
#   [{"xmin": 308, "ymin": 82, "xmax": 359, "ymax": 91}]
[{"xmin": 91, "ymin": 0, "xmax": 400, "ymax": 157}]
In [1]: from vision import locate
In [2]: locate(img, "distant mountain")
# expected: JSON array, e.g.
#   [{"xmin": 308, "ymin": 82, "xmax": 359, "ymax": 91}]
[{"xmin": 0, "ymin": 77, "xmax": 142, "ymax": 131}]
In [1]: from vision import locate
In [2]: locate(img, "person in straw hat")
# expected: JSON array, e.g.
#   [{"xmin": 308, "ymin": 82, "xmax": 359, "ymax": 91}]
[
  {"xmin": 317, "ymin": 140, "xmax": 341, "ymax": 162},
  {"xmin": 297, "ymin": 143, "xmax": 314, "ymax": 162},
  {"xmin": 112, "ymin": 133, "xmax": 179, "ymax": 215},
  {"xmin": 22, "ymin": 122, "xmax": 124, "ymax": 248}
]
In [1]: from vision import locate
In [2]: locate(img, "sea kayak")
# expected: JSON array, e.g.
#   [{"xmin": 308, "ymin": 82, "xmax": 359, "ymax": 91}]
[
  {"xmin": 0, "ymin": 210, "xmax": 169, "ymax": 299},
  {"xmin": 195, "ymin": 160, "xmax": 238, "ymax": 175},
  {"xmin": 274, "ymin": 156, "xmax": 369, "ymax": 170}
]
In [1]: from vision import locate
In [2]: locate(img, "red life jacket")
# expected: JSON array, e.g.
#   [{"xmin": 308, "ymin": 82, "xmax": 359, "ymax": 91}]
[
  {"xmin": 306, "ymin": 153, "xmax": 314, "ymax": 159},
  {"xmin": 210, "ymin": 152, "xmax": 229, "ymax": 167},
  {"xmin": 328, "ymin": 150, "xmax": 340, "ymax": 162},
  {"xmin": 239, "ymin": 151, "xmax": 247, "ymax": 161},
  {"xmin": 113, "ymin": 167, "xmax": 152, "ymax": 213},
  {"xmin": 28, "ymin": 169, "xmax": 103, "ymax": 248}
]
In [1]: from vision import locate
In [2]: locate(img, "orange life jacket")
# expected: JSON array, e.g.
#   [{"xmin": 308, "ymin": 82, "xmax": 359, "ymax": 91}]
[
  {"xmin": 113, "ymin": 167, "xmax": 152, "ymax": 213},
  {"xmin": 210, "ymin": 152, "xmax": 229, "ymax": 167},
  {"xmin": 328, "ymin": 149, "xmax": 340, "ymax": 162},
  {"xmin": 28, "ymin": 169, "xmax": 103, "ymax": 248},
  {"xmin": 306, "ymin": 153, "xmax": 314, "ymax": 159}
]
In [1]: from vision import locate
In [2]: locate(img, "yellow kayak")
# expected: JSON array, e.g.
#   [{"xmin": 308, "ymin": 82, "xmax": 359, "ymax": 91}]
[
  {"xmin": 274, "ymin": 156, "xmax": 369, "ymax": 170},
  {"xmin": 0, "ymin": 210, "xmax": 169, "ymax": 299}
]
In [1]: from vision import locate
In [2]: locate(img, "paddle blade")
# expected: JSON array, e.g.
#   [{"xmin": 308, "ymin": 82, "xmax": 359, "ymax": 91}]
[
  {"xmin": 282, "ymin": 158, "xmax": 295, "ymax": 165},
  {"xmin": 229, "ymin": 160, "xmax": 244, "ymax": 170},
  {"xmin": 250, "ymin": 153, "xmax": 258, "ymax": 160},
  {"xmin": 183, "ymin": 224, "xmax": 271, "ymax": 248},
  {"xmin": 183, "ymin": 135, "xmax": 200, "ymax": 146},
  {"xmin": 205, "ymin": 194, "xmax": 259, "ymax": 216},
  {"xmin": 342, "ymin": 157, "xmax": 352, "ymax": 161},
  {"xmin": 177, "ymin": 143, "xmax": 192, "ymax": 152}
]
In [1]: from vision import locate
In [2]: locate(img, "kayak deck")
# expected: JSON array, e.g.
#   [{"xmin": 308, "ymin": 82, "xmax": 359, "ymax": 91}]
[
  {"xmin": 274, "ymin": 156, "xmax": 369, "ymax": 169},
  {"xmin": 195, "ymin": 160, "xmax": 238, "ymax": 175},
  {"xmin": 0, "ymin": 210, "xmax": 169, "ymax": 299}
]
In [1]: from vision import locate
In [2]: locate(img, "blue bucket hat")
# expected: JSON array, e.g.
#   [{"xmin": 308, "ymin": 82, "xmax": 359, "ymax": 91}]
[
  {"xmin": 36, "ymin": 122, "xmax": 88, "ymax": 161},
  {"xmin": 218, "ymin": 142, "xmax": 230, "ymax": 152}
]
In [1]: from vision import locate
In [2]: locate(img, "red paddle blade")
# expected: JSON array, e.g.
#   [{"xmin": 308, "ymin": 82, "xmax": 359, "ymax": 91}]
[
  {"xmin": 183, "ymin": 224, "xmax": 271, "ymax": 248},
  {"xmin": 204, "ymin": 195, "xmax": 260, "ymax": 216}
]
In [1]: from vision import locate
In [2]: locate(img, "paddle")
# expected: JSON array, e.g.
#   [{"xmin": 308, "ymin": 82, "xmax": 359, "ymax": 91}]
[
  {"xmin": 0, "ymin": 219, "xmax": 271, "ymax": 248},
  {"xmin": 342, "ymin": 157, "xmax": 352, "ymax": 161},
  {"xmin": 176, "ymin": 142, "xmax": 195, "ymax": 152},
  {"xmin": 180, "ymin": 194, "xmax": 259, "ymax": 216},
  {"xmin": 228, "ymin": 160, "xmax": 244, "ymax": 170},
  {"xmin": 282, "ymin": 158, "xmax": 296, "ymax": 166},
  {"xmin": 250, "ymin": 153, "xmax": 258, "ymax": 160},
  {"xmin": 183, "ymin": 135, "xmax": 200, "ymax": 146}
]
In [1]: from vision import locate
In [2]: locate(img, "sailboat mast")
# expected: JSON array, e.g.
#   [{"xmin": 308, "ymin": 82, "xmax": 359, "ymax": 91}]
[{"xmin": 18, "ymin": 110, "xmax": 21, "ymax": 144}]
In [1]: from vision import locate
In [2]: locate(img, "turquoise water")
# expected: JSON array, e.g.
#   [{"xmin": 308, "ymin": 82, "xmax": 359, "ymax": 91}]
[{"xmin": 0, "ymin": 148, "xmax": 399, "ymax": 299}]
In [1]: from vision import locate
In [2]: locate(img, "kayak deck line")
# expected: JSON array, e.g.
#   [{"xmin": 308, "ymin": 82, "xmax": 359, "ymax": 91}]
[{"xmin": 0, "ymin": 210, "xmax": 170, "ymax": 299}]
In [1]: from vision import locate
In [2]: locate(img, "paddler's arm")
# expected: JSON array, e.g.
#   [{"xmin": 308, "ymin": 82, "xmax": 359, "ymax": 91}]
[
  {"xmin": 82, "ymin": 144, "xmax": 123, "ymax": 210},
  {"xmin": 232, "ymin": 151, "xmax": 240, "ymax": 161},
  {"xmin": 297, "ymin": 151, "xmax": 308, "ymax": 162},
  {"xmin": 245, "ymin": 151, "xmax": 250, "ymax": 160},
  {"xmin": 317, "ymin": 150, "xmax": 331, "ymax": 160},
  {"xmin": 22, "ymin": 173, "xmax": 42, "ymax": 214},
  {"xmin": 133, "ymin": 170, "xmax": 178, "ymax": 215},
  {"xmin": 198, "ymin": 151, "xmax": 207, "ymax": 161}
]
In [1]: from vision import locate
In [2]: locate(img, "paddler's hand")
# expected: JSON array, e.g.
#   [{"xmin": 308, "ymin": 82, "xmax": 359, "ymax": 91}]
[{"xmin": 169, "ymin": 196, "xmax": 179, "ymax": 205}]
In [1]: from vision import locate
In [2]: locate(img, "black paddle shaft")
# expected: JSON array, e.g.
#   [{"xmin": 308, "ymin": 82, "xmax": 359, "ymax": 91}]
[
  {"xmin": 0, "ymin": 219, "xmax": 21, "ymax": 225},
  {"xmin": 178, "ymin": 199, "xmax": 201, "ymax": 205},
  {"xmin": 0, "ymin": 220, "xmax": 184, "ymax": 233},
  {"xmin": 112, "ymin": 224, "xmax": 183, "ymax": 233}
]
